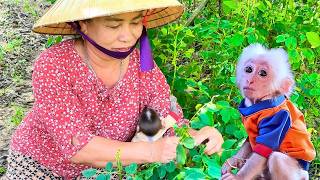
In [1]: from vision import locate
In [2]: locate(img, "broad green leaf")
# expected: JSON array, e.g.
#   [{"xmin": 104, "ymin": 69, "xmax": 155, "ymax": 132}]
[
  {"xmin": 144, "ymin": 168, "xmax": 154, "ymax": 179},
  {"xmin": 191, "ymin": 117, "xmax": 207, "ymax": 129},
  {"xmin": 207, "ymin": 103, "xmax": 219, "ymax": 113},
  {"xmin": 176, "ymin": 144, "xmax": 187, "ymax": 165},
  {"xmin": 310, "ymin": 89, "xmax": 320, "ymax": 96},
  {"xmin": 230, "ymin": 108, "xmax": 240, "ymax": 119},
  {"xmin": 247, "ymin": 33, "xmax": 257, "ymax": 44},
  {"xmin": 302, "ymin": 48, "xmax": 315, "ymax": 64},
  {"xmin": 165, "ymin": 161, "xmax": 176, "ymax": 173},
  {"xmin": 199, "ymin": 111, "xmax": 213, "ymax": 126},
  {"xmin": 306, "ymin": 32, "xmax": 320, "ymax": 48},
  {"xmin": 220, "ymin": 108, "xmax": 231, "ymax": 123},
  {"xmin": 157, "ymin": 165, "xmax": 166, "ymax": 179},
  {"xmin": 124, "ymin": 163, "xmax": 137, "ymax": 175},
  {"xmin": 135, "ymin": 176, "xmax": 143, "ymax": 180},
  {"xmin": 208, "ymin": 162, "xmax": 221, "ymax": 179},
  {"xmin": 222, "ymin": 139, "xmax": 237, "ymax": 149},
  {"xmin": 185, "ymin": 168, "xmax": 207, "ymax": 180},
  {"xmin": 82, "ymin": 168, "xmax": 97, "ymax": 178},
  {"xmin": 223, "ymin": 1, "xmax": 238, "ymax": 10},
  {"xmin": 276, "ymin": 34, "xmax": 287, "ymax": 43},
  {"xmin": 288, "ymin": 49, "xmax": 300, "ymax": 64},
  {"xmin": 216, "ymin": 101, "xmax": 230, "ymax": 107},
  {"xmin": 285, "ymin": 36, "xmax": 297, "ymax": 49},
  {"xmin": 192, "ymin": 155, "xmax": 202, "ymax": 163},
  {"xmin": 182, "ymin": 137, "xmax": 195, "ymax": 149},
  {"xmin": 185, "ymin": 48, "xmax": 195, "ymax": 59},
  {"xmin": 105, "ymin": 162, "xmax": 113, "ymax": 171},
  {"xmin": 96, "ymin": 174, "xmax": 107, "ymax": 180},
  {"xmin": 230, "ymin": 33, "xmax": 244, "ymax": 47},
  {"xmin": 186, "ymin": 29, "xmax": 195, "ymax": 37}
]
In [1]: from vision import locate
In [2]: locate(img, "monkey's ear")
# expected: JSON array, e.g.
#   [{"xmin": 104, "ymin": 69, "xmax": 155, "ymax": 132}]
[{"xmin": 280, "ymin": 78, "xmax": 294, "ymax": 94}]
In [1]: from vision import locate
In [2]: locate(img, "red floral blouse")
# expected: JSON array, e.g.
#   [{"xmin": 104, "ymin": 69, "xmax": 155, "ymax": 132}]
[{"xmin": 10, "ymin": 40, "xmax": 187, "ymax": 179}]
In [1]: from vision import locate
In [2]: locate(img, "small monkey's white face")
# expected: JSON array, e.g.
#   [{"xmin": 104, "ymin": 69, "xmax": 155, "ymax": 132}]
[{"xmin": 239, "ymin": 58, "xmax": 276, "ymax": 103}]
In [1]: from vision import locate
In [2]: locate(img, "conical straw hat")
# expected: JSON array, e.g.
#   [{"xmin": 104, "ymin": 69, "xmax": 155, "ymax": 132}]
[{"xmin": 33, "ymin": 0, "xmax": 184, "ymax": 35}]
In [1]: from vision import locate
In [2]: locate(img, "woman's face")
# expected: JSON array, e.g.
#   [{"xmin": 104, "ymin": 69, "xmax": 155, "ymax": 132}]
[{"xmin": 80, "ymin": 11, "xmax": 143, "ymax": 52}]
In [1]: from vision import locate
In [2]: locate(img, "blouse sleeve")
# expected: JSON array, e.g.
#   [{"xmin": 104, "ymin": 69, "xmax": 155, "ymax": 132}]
[
  {"xmin": 140, "ymin": 63, "xmax": 189, "ymax": 127},
  {"xmin": 254, "ymin": 110, "xmax": 291, "ymax": 158},
  {"xmin": 32, "ymin": 52, "xmax": 94, "ymax": 160}
]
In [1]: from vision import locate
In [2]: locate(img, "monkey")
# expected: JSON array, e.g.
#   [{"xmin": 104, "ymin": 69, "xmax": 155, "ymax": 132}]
[
  {"xmin": 131, "ymin": 106, "xmax": 177, "ymax": 142},
  {"xmin": 138, "ymin": 107, "xmax": 162, "ymax": 137},
  {"xmin": 221, "ymin": 44, "xmax": 316, "ymax": 180}
]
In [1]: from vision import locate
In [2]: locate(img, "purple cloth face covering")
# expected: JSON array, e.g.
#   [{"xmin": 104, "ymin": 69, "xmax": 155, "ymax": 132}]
[{"xmin": 68, "ymin": 22, "xmax": 154, "ymax": 72}]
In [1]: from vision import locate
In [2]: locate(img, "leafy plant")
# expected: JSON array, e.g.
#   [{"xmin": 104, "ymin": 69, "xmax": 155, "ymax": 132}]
[{"xmin": 9, "ymin": 106, "xmax": 26, "ymax": 126}]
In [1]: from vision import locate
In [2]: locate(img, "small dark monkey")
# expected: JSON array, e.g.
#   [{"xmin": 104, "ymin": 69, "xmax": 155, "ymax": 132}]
[
  {"xmin": 132, "ymin": 106, "xmax": 176, "ymax": 142},
  {"xmin": 138, "ymin": 107, "xmax": 162, "ymax": 137}
]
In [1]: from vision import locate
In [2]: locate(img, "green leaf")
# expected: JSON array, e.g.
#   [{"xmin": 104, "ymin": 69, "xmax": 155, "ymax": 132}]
[
  {"xmin": 165, "ymin": 161, "xmax": 176, "ymax": 173},
  {"xmin": 185, "ymin": 168, "xmax": 207, "ymax": 180},
  {"xmin": 176, "ymin": 144, "xmax": 187, "ymax": 165},
  {"xmin": 157, "ymin": 165, "xmax": 166, "ymax": 179},
  {"xmin": 310, "ymin": 89, "xmax": 320, "ymax": 96},
  {"xmin": 220, "ymin": 108, "xmax": 231, "ymax": 123},
  {"xmin": 208, "ymin": 162, "xmax": 221, "ymax": 179},
  {"xmin": 144, "ymin": 167, "xmax": 154, "ymax": 179},
  {"xmin": 216, "ymin": 101, "xmax": 230, "ymax": 108},
  {"xmin": 222, "ymin": 139, "xmax": 237, "ymax": 149},
  {"xmin": 182, "ymin": 137, "xmax": 195, "ymax": 149},
  {"xmin": 105, "ymin": 162, "xmax": 113, "ymax": 171},
  {"xmin": 247, "ymin": 33, "xmax": 257, "ymax": 44},
  {"xmin": 185, "ymin": 48, "xmax": 195, "ymax": 59},
  {"xmin": 276, "ymin": 34, "xmax": 287, "ymax": 43},
  {"xmin": 126, "ymin": 176, "xmax": 133, "ymax": 180},
  {"xmin": 192, "ymin": 155, "xmax": 202, "ymax": 163},
  {"xmin": 223, "ymin": 0, "xmax": 238, "ymax": 9},
  {"xmin": 285, "ymin": 36, "xmax": 297, "ymax": 49},
  {"xmin": 96, "ymin": 174, "xmax": 107, "ymax": 180},
  {"xmin": 306, "ymin": 32, "xmax": 320, "ymax": 48},
  {"xmin": 199, "ymin": 111, "xmax": 213, "ymax": 126},
  {"xmin": 302, "ymin": 48, "xmax": 315, "ymax": 64},
  {"xmin": 124, "ymin": 163, "xmax": 138, "ymax": 175},
  {"xmin": 82, "ymin": 168, "xmax": 97, "ymax": 178},
  {"xmin": 230, "ymin": 33, "xmax": 244, "ymax": 47}
]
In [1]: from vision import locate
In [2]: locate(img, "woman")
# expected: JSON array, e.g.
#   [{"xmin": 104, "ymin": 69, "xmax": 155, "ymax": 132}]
[{"xmin": 3, "ymin": 0, "xmax": 223, "ymax": 179}]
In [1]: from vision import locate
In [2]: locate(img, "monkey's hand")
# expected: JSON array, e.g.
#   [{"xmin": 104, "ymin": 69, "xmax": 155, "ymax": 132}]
[
  {"xmin": 221, "ymin": 156, "xmax": 246, "ymax": 175},
  {"xmin": 221, "ymin": 172, "xmax": 244, "ymax": 180},
  {"xmin": 150, "ymin": 136, "xmax": 179, "ymax": 163}
]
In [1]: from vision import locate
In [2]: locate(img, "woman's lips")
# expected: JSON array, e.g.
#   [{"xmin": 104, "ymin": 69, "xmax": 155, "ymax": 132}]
[{"xmin": 113, "ymin": 47, "xmax": 131, "ymax": 52}]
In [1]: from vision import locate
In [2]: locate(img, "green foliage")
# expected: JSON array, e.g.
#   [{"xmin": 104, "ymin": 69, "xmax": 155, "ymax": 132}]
[
  {"xmin": 0, "ymin": 166, "xmax": 6, "ymax": 176},
  {"xmin": 9, "ymin": 106, "xmax": 26, "ymax": 126},
  {"xmin": 46, "ymin": 36, "xmax": 63, "ymax": 48},
  {"xmin": 79, "ymin": 0, "xmax": 319, "ymax": 179}
]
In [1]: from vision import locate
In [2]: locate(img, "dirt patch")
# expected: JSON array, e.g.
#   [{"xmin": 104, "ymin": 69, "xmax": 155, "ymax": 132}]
[{"xmin": 0, "ymin": 0, "xmax": 51, "ymax": 176}]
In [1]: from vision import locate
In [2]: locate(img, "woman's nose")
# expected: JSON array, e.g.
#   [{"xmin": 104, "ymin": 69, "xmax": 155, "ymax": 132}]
[{"xmin": 118, "ymin": 24, "xmax": 133, "ymax": 43}]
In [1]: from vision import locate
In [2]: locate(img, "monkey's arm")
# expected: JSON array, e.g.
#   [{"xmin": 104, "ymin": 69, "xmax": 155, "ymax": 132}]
[
  {"xmin": 235, "ymin": 110, "xmax": 292, "ymax": 178},
  {"xmin": 221, "ymin": 139, "xmax": 252, "ymax": 175},
  {"xmin": 236, "ymin": 153, "xmax": 267, "ymax": 179}
]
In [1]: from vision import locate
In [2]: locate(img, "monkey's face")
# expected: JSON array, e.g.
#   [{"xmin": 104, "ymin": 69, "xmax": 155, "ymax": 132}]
[{"xmin": 240, "ymin": 58, "xmax": 276, "ymax": 102}]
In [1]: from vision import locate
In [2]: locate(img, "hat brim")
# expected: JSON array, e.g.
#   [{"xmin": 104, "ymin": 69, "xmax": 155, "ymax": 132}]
[{"xmin": 32, "ymin": 0, "xmax": 184, "ymax": 35}]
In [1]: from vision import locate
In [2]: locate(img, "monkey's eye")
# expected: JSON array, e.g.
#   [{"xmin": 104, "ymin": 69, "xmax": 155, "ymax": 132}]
[
  {"xmin": 259, "ymin": 70, "xmax": 267, "ymax": 77},
  {"xmin": 244, "ymin": 66, "xmax": 253, "ymax": 73}
]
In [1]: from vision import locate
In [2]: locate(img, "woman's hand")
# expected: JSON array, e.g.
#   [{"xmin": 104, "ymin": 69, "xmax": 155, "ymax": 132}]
[
  {"xmin": 190, "ymin": 126, "xmax": 223, "ymax": 155},
  {"xmin": 221, "ymin": 156, "xmax": 246, "ymax": 175},
  {"xmin": 150, "ymin": 136, "xmax": 179, "ymax": 163}
]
